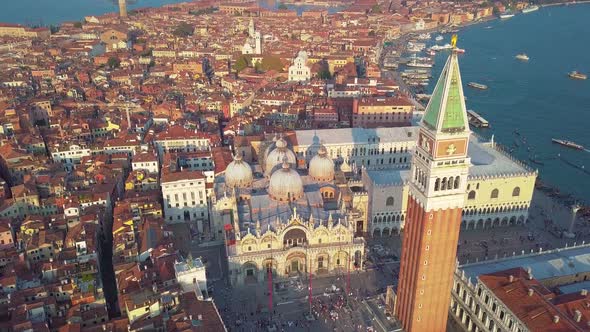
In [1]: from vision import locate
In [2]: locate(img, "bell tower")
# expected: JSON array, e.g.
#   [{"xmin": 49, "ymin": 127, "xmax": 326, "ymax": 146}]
[
  {"xmin": 395, "ymin": 35, "xmax": 471, "ymax": 332},
  {"xmin": 118, "ymin": 0, "xmax": 127, "ymax": 19}
]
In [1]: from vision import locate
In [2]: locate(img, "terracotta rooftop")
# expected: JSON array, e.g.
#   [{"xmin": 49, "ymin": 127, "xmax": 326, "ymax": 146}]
[{"xmin": 480, "ymin": 267, "xmax": 588, "ymax": 332}]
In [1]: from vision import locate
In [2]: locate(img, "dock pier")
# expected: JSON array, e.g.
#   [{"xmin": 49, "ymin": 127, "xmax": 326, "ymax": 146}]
[{"xmin": 467, "ymin": 110, "xmax": 489, "ymax": 128}]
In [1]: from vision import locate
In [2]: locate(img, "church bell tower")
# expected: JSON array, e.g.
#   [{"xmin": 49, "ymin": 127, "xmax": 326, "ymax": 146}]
[{"xmin": 395, "ymin": 35, "xmax": 471, "ymax": 332}]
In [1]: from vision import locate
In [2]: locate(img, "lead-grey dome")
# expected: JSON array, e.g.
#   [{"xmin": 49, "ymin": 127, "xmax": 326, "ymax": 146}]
[
  {"xmin": 268, "ymin": 160, "xmax": 304, "ymax": 202},
  {"xmin": 265, "ymin": 136, "xmax": 296, "ymax": 177},
  {"xmin": 309, "ymin": 145, "xmax": 334, "ymax": 182},
  {"xmin": 225, "ymin": 154, "xmax": 253, "ymax": 188}
]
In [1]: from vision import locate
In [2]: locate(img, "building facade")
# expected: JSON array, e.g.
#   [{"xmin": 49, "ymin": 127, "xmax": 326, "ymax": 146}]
[
  {"xmin": 212, "ymin": 143, "xmax": 366, "ymax": 286},
  {"xmin": 161, "ymin": 170, "xmax": 208, "ymax": 232},
  {"xmin": 288, "ymin": 51, "xmax": 311, "ymax": 82},
  {"xmin": 352, "ymin": 96, "xmax": 414, "ymax": 128},
  {"xmin": 451, "ymin": 243, "xmax": 590, "ymax": 332},
  {"xmin": 396, "ymin": 43, "xmax": 471, "ymax": 332}
]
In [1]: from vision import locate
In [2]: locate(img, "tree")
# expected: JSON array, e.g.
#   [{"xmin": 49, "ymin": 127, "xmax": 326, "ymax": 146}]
[
  {"xmin": 173, "ymin": 22, "xmax": 194, "ymax": 37},
  {"xmin": 107, "ymin": 57, "xmax": 121, "ymax": 69},
  {"xmin": 128, "ymin": 29, "xmax": 144, "ymax": 43},
  {"xmin": 371, "ymin": 4, "xmax": 382, "ymax": 13},
  {"xmin": 278, "ymin": 3, "xmax": 288, "ymax": 10},
  {"xmin": 368, "ymin": 30, "xmax": 376, "ymax": 37},
  {"xmin": 318, "ymin": 69, "xmax": 332, "ymax": 80},
  {"xmin": 73, "ymin": 21, "xmax": 82, "ymax": 29},
  {"xmin": 233, "ymin": 55, "xmax": 252, "ymax": 72},
  {"xmin": 140, "ymin": 48, "xmax": 153, "ymax": 57},
  {"xmin": 261, "ymin": 55, "xmax": 284, "ymax": 72},
  {"xmin": 254, "ymin": 61, "xmax": 262, "ymax": 73}
]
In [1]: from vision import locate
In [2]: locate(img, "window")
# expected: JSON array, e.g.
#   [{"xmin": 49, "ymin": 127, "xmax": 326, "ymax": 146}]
[
  {"xmin": 491, "ymin": 189, "xmax": 499, "ymax": 199},
  {"xmin": 468, "ymin": 190, "xmax": 476, "ymax": 200},
  {"xmin": 512, "ymin": 187, "xmax": 521, "ymax": 197},
  {"xmin": 386, "ymin": 197, "xmax": 394, "ymax": 206}
]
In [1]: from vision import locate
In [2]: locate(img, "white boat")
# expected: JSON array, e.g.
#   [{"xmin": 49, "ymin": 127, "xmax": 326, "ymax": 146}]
[
  {"xmin": 430, "ymin": 44, "xmax": 453, "ymax": 51},
  {"xmin": 417, "ymin": 33, "xmax": 431, "ymax": 40},
  {"xmin": 455, "ymin": 48, "xmax": 465, "ymax": 54},
  {"xmin": 406, "ymin": 59, "xmax": 433, "ymax": 68},
  {"xmin": 435, "ymin": 35, "xmax": 444, "ymax": 41},
  {"xmin": 407, "ymin": 41, "xmax": 426, "ymax": 53},
  {"xmin": 499, "ymin": 13, "xmax": 515, "ymax": 19},
  {"xmin": 522, "ymin": 5, "xmax": 539, "ymax": 13},
  {"xmin": 515, "ymin": 54, "xmax": 529, "ymax": 61}
]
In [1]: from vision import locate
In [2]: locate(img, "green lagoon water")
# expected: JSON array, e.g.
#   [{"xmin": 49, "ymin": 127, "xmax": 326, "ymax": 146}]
[{"xmin": 430, "ymin": 4, "xmax": 590, "ymax": 200}]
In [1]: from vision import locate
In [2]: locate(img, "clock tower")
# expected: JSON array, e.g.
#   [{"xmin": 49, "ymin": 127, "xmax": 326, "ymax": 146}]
[{"xmin": 395, "ymin": 36, "xmax": 471, "ymax": 332}]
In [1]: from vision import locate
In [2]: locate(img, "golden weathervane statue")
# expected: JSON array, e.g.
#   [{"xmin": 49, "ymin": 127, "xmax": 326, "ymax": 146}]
[{"xmin": 451, "ymin": 34, "xmax": 458, "ymax": 49}]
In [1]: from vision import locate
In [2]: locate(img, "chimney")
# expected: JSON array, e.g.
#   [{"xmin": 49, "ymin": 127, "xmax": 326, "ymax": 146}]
[
  {"xmin": 198, "ymin": 314, "xmax": 202, "ymax": 320},
  {"xmin": 553, "ymin": 315, "xmax": 560, "ymax": 324},
  {"xmin": 189, "ymin": 314, "xmax": 192, "ymax": 320},
  {"xmin": 582, "ymin": 289, "xmax": 588, "ymax": 296},
  {"xmin": 528, "ymin": 288, "xmax": 534, "ymax": 297},
  {"xmin": 508, "ymin": 275, "xmax": 514, "ymax": 283},
  {"xmin": 575, "ymin": 310, "xmax": 582, "ymax": 322}
]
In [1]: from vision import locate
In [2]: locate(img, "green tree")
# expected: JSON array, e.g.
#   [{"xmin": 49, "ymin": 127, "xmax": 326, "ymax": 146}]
[
  {"xmin": 261, "ymin": 55, "xmax": 284, "ymax": 72},
  {"xmin": 318, "ymin": 69, "xmax": 331, "ymax": 80},
  {"xmin": 368, "ymin": 30, "xmax": 376, "ymax": 37},
  {"xmin": 233, "ymin": 55, "xmax": 252, "ymax": 72},
  {"xmin": 254, "ymin": 61, "xmax": 262, "ymax": 73},
  {"xmin": 371, "ymin": 4, "xmax": 382, "ymax": 13},
  {"xmin": 107, "ymin": 57, "xmax": 121, "ymax": 69},
  {"xmin": 278, "ymin": 3, "xmax": 288, "ymax": 10},
  {"xmin": 140, "ymin": 48, "xmax": 153, "ymax": 57},
  {"xmin": 173, "ymin": 22, "xmax": 194, "ymax": 37},
  {"xmin": 73, "ymin": 21, "xmax": 82, "ymax": 28}
]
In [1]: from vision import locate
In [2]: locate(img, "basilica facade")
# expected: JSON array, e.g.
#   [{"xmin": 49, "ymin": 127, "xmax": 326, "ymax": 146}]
[{"xmin": 211, "ymin": 137, "xmax": 366, "ymax": 286}]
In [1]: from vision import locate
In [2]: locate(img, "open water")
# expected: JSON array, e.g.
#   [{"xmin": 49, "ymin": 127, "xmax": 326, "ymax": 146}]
[
  {"xmin": 429, "ymin": 4, "xmax": 590, "ymax": 200},
  {"xmin": 0, "ymin": 0, "xmax": 342, "ymax": 26}
]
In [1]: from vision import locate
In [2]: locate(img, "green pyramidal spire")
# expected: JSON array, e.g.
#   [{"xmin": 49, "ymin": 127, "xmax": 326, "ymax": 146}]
[{"xmin": 422, "ymin": 49, "xmax": 468, "ymax": 133}]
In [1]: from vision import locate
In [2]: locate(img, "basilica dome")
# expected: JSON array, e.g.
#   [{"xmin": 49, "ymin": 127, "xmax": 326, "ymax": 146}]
[
  {"xmin": 262, "ymin": 134, "xmax": 279, "ymax": 167},
  {"xmin": 264, "ymin": 137, "xmax": 297, "ymax": 177},
  {"xmin": 309, "ymin": 145, "xmax": 334, "ymax": 182},
  {"xmin": 268, "ymin": 160, "xmax": 304, "ymax": 202},
  {"xmin": 225, "ymin": 154, "xmax": 253, "ymax": 188}
]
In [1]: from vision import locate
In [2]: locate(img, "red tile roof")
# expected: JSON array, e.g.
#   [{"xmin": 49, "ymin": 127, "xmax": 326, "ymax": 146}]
[{"xmin": 480, "ymin": 267, "xmax": 588, "ymax": 332}]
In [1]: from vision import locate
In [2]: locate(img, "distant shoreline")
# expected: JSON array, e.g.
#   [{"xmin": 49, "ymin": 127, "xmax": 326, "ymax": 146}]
[{"xmin": 540, "ymin": 0, "xmax": 590, "ymax": 7}]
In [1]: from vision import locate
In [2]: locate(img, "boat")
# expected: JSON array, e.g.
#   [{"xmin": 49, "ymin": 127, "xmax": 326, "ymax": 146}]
[
  {"xmin": 455, "ymin": 48, "xmax": 465, "ymax": 54},
  {"xmin": 552, "ymin": 138, "xmax": 585, "ymax": 150},
  {"xmin": 417, "ymin": 33, "xmax": 431, "ymax": 40},
  {"xmin": 467, "ymin": 82, "xmax": 488, "ymax": 90},
  {"xmin": 522, "ymin": 5, "xmax": 539, "ymax": 13},
  {"xmin": 528, "ymin": 158, "xmax": 545, "ymax": 166},
  {"xmin": 435, "ymin": 35, "xmax": 443, "ymax": 41},
  {"xmin": 568, "ymin": 71, "xmax": 587, "ymax": 80},
  {"xmin": 406, "ymin": 59, "xmax": 433, "ymax": 68},
  {"xmin": 515, "ymin": 54, "xmax": 529, "ymax": 61},
  {"xmin": 430, "ymin": 44, "xmax": 453, "ymax": 52},
  {"xmin": 499, "ymin": 12, "xmax": 515, "ymax": 19},
  {"xmin": 466, "ymin": 110, "xmax": 489, "ymax": 128}
]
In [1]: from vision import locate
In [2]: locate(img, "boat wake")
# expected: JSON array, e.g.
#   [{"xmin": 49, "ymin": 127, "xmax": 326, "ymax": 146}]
[{"xmin": 584, "ymin": 149, "xmax": 590, "ymax": 153}]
